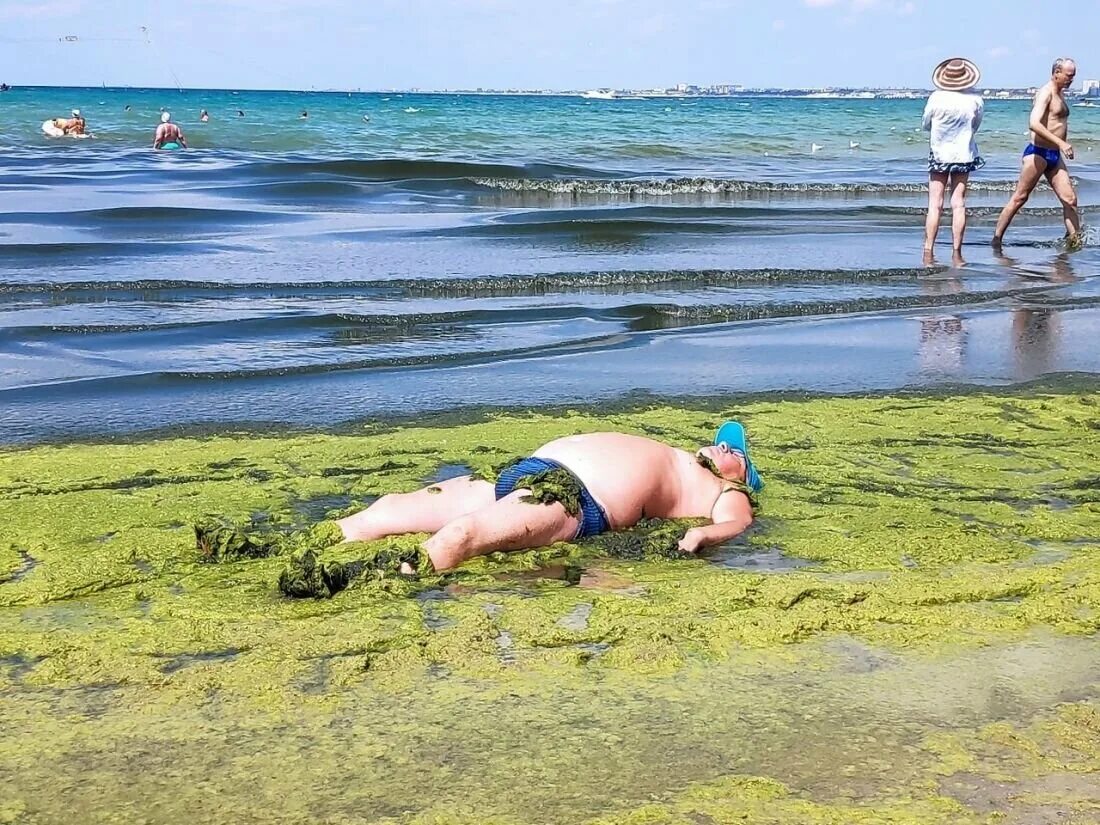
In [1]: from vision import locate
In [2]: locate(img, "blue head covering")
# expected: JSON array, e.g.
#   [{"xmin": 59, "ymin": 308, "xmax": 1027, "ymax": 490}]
[{"xmin": 714, "ymin": 420, "xmax": 763, "ymax": 493}]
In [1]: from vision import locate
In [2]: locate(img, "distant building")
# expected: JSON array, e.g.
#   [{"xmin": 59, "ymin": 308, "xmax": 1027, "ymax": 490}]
[{"xmin": 1083, "ymin": 79, "xmax": 1100, "ymax": 97}]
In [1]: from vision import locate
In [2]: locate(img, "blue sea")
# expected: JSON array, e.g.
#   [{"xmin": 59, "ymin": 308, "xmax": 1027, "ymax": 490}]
[{"xmin": 2, "ymin": 87, "xmax": 1098, "ymax": 443}]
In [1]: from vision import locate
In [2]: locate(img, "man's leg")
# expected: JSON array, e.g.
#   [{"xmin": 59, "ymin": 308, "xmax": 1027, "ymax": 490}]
[
  {"xmin": 423, "ymin": 491, "xmax": 581, "ymax": 571},
  {"xmin": 993, "ymin": 155, "xmax": 1046, "ymax": 245},
  {"xmin": 337, "ymin": 475, "xmax": 495, "ymax": 542},
  {"xmin": 1045, "ymin": 161, "xmax": 1081, "ymax": 239},
  {"xmin": 924, "ymin": 172, "xmax": 948, "ymax": 252},
  {"xmin": 948, "ymin": 171, "xmax": 969, "ymax": 252}
]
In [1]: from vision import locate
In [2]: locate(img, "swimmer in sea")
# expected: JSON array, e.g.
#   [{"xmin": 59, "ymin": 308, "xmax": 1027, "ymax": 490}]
[
  {"xmin": 153, "ymin": 111, "xmax": 188, "ymax": 149},
  {"xmin": 200, "ymin": 109, "xmax": 209, "ymax": 122},
  {"xmin": 58, "ymin": 109, "xmax": 86, "ymax": 136},
  {"xmin": 333, "ymin": 423, "xmax": 763, "ymax": 572}
]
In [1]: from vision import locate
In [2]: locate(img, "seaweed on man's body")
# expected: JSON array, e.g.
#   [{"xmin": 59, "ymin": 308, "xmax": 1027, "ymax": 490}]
[
  {"xmin": 515, "ymin": 468, "xmax": 583, "ymax": 516},
  {"xmin": 590, "ymin": 518, "xmax": 699, "ymax": 561}
]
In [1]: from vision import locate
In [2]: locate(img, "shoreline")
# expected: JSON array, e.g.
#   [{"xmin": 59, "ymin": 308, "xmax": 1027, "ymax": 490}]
[{"xmin": 2, "ymin": 371, "xmax": 1098, "ymax": 451}]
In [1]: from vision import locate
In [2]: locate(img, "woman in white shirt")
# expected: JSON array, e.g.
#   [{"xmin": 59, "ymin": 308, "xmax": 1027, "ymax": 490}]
[{"xmin": 922, "ymin": 58, "xmax": 984, "ymax": 257}]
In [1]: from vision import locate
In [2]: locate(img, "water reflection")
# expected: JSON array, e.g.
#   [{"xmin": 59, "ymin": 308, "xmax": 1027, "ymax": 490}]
[
  {"xmin": 917, "ymin": 249, "xmax": 968, "ymax": 375},
  {"xmin": 996, "ymin": 251, "xmax": 1075, "ymax": 380}
]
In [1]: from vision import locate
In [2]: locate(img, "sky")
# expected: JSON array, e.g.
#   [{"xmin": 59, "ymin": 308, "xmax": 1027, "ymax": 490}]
[{"xmin": 0, "ymin": 0, "xmax": 1097, "ymax": 91}]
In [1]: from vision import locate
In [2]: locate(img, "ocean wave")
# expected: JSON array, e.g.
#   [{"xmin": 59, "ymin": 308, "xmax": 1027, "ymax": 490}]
[
  {"xmin": 243, "ymin": 157, "xmax": 613, "ymax": 182},
  {"xmin": 0, "ymin": 205, "xmax": 296, "ymax": 227},
  {"xmin": 471, "ymin": 176, "xmax": 1036, "ymax": 196},
  {"xmin": 0, "ymin": 288, "xmax": 1022, "ymax": 391}
]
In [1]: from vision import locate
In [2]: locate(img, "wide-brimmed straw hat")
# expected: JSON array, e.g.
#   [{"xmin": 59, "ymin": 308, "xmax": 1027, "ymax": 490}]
[{"xmin": 932, "ymin": 58, "xmax": 980, "ymax": 91}]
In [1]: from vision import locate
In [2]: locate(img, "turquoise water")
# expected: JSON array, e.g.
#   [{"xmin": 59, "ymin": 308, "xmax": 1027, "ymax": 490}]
[
  {"xmin": 5, "ymin": 86, "xmax": 1100, "ymax": 168},
  {"xmin": 1, "ymin": 88, "xmax": 1098, "ymax": 442}
]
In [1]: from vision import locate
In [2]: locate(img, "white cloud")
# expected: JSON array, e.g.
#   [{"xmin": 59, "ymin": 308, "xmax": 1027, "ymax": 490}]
[
  {"xmin": 988, "ymin": 46, "xmax": 1011, "ymax": 59},
  {"xmin": 803, "ymin": 0, "xmax": 840, "ymax": 6},
  {"xmin": 897, "ymin": 1, "xmax": 916, "ymax": 13},
  {"xmin": 772, "ymin": 18, "xmax": 786, "ymax": 30}
]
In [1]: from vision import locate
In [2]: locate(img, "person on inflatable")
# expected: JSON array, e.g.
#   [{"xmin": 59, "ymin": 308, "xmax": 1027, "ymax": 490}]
[
  {"xmin": 153, "ymin": 111, "xmax": 188, "ymax": 150},
  {"xmin": 51, "ymin": 109, "xmax": 86, "ymax": 136}
]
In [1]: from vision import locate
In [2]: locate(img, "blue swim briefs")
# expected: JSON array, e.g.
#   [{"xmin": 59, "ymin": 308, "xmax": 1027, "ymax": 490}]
[
  {"xmin": 494, "ymin": 456, "xmax": 610, "ymax": 539},
  {"xmin": 1023, "ymin": 143, "xmax": 1061, "ymax": 167}
]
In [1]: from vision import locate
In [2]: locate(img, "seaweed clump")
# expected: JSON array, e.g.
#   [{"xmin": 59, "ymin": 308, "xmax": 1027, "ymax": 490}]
[
  {"xmin": 194, "ymin": 517, "xmax": 280, "ymax": 561},
  {"xmin": 277, "ymin": 549, "xmax": 364, "ymax": 599},
  {"xmin": 515, "ymin": 468, "xmax": 583, "ymax": 516},
  {"xmin": 470, "ymin": 455, "xmax": 525, "ymax": 484},
  {"xmin": 194, "ymin": 518, "xmax": 345, "ymax": 563},
  {"xmin": 591, "ymin": 518, "xmax": 696, "ymax": 561},
  {"xmin": 278, "ymin": 543, "xmax": 436, "ymax": 599}
]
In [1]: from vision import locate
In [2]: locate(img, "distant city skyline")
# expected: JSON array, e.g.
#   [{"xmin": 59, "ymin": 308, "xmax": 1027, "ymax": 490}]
[{"xmin": 0, "ymin": 0, "xmax": 1092, "ymax": 92}]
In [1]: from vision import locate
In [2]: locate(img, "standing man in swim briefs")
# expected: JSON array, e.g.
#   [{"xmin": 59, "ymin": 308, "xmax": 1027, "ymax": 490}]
[
  {"xmin": 335, "ymin": 422, "xmax": 763, "ymax": 572},
  {"xmin": 992, "ymin": 58, "xmax": 1080, "ymax": 247},
  {"xmin": 153, "ymin": 111, "xmax": 188, "ymax": 150}
]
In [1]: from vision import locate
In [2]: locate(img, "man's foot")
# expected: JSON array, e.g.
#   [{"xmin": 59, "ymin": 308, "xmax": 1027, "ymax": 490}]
[{"xmin": 991, "ymin": 235, "xmax": 1003, "ymax": 249}]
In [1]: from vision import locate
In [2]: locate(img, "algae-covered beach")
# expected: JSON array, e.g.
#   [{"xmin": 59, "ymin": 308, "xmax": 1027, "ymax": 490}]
[{"xmin": 2, "ymin": 388, "xmax": 1098, "ymax": 824}]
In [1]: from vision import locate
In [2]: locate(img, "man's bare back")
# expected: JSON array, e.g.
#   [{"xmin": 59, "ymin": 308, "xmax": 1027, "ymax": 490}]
[{"xmin": 154, "ymin": 115, "xmax": 187, "ymax": 149}]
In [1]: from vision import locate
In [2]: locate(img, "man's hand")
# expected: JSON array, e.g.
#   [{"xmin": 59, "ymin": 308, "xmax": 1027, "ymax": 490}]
[
  {"xmin": 1062, "ymin": 142, "xmax": 1075, "ymax": 160},
  {"xmin": 677, "ymin": 528, "xmax": 705, "ymax": 555}
]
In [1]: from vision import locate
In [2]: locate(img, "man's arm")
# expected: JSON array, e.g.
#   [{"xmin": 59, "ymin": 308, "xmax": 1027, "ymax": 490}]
[
  {"xmin": 153, "ymin": 124, "xmax": 164, "ymax": 149},
  {"xmin": 677, "ymin": 490, "xmax": 753, "ymax": 554},
  {"xmin": 1028, "ymin": 87, "xmax": 1066, "ymax": 150},
  {"xmin": 178, "ymin": 129, "xmax": 188, "ymax": 149},
  {"xmin": 922, "ymin": 98, "xmax": 934, "ymax": 131}
]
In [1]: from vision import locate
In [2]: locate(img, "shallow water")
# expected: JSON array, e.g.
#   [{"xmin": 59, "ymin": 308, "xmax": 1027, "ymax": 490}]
[
  {"xmin": 3, "ymin": 631, "xmax": 1097, "ymax": 824},
  {"xmin": 2, "ymin": 90, "xmax": 1098, "ymax": 443}
]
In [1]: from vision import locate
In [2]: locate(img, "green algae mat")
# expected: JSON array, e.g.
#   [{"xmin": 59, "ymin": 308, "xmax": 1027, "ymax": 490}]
[{"xmin": 1, "ymin": 389, "xmax": 1098, "ymax": 824}]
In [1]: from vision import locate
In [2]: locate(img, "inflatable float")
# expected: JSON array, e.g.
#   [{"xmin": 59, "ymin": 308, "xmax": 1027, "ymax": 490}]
[{"xmin": 42, "ymin": 119, "xmax": 89, "ymax": 138}]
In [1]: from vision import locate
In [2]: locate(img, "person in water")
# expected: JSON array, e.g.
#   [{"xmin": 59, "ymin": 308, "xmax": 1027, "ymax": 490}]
[
  {"xmin": 153, "ymin": 111, "xmax": 188, "ymax": 150},
  {"xmin": 335, "ymin": 422, "xmax": 762, "ymax": 572},
  {"xmin": 299, "ymin": 109, "xmax": 308, "ymax": 119},
  {"xmin": 993, "ymin": 58, "xmax": 1081, "ymax": 247},
  {"xmin": 53, "ymin": 109, "xmax": 86, "ymax": 136},
  {"xmin": 200, "ymin": 109, "xmax": 210, "ymax": 122},
  {"xmin": 922, "ymin": 58, "xmax": 984, "ymax": 258}
]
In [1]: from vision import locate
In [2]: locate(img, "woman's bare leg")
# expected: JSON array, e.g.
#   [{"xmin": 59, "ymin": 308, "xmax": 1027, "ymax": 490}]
[
  {"xmin": 337, "ymin": 475, "xmax": 495, "ymax": 542},
  {"xmin": 924, "ymin": 172, "xmax": 948, "ymax": 252},
  {"xmin": 948, "ymin": 171, "xmax": 969, "ymax": 252}
]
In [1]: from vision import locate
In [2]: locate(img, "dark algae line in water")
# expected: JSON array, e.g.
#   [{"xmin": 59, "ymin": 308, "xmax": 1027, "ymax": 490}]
[
  {"xmin": 0, "ymin": 390, "xmax": 1098, "ymax": 822},
  {"xmin": 0, "ymin": 265, "xmax": 942, "ymax": 296}
]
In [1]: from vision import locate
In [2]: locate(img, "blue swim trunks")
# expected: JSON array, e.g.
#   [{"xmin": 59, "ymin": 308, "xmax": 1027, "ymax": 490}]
[
  {"xmin": 1023, "ymin": 143, "xmax": 1061, "ymax": 167},
  {"xmin": 494, "ymin": 457, "xmax": 610, "ymax": 539}
]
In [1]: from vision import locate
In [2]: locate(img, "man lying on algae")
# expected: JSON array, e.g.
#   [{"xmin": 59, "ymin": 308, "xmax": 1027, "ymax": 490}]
[
  {"xmin": 195, "ymin": 421, "xmax": 762, "ymax": 596},
  {"xmin": 336, "ymin": 420, "xmax": 762, "ymax": 573}
]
